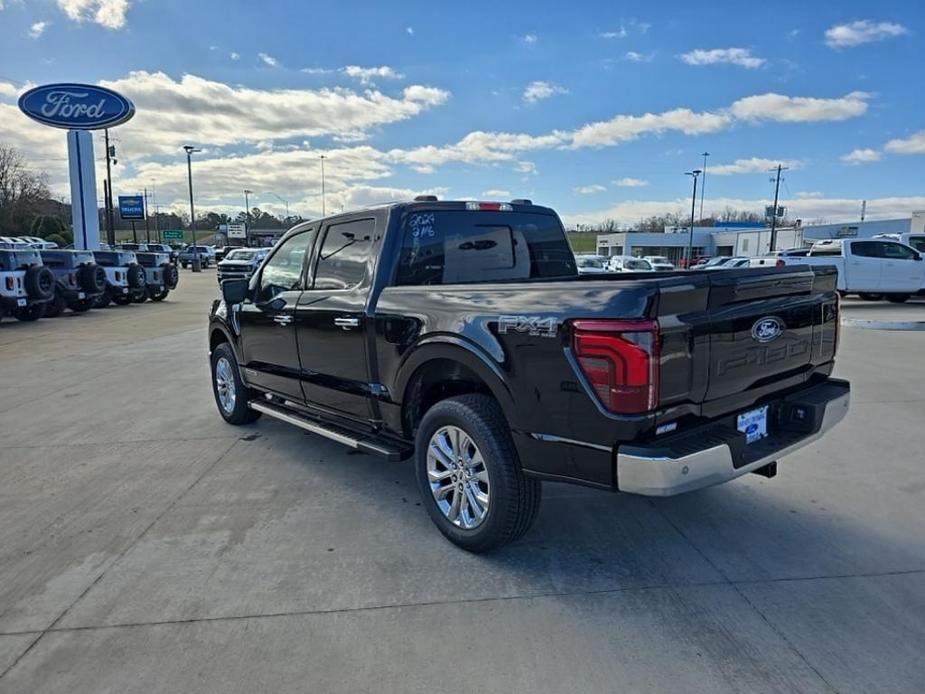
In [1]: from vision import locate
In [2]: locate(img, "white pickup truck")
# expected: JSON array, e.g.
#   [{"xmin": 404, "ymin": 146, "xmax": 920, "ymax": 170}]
[{"xmin": 781, "ymin": 238, "xmax": 925, "ymax": 302}]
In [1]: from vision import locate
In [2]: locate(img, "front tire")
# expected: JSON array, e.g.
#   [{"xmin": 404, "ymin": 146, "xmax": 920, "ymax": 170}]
[
  {"xmin": 414, "ymin": 394, "xmax": 541, "ymax": 552},
  {"xmin": 111, "ymin": 293, "xmax": 132, "ymax": 306},
  {"xmin": 887, "ymin": 294, "xmax": 911, "ymax": 303},
  {"xmin": 13, "ymin": 302, "xmax": 47, "ymax": 322},
  {"xmin": 211, "ymin": 343, "xmax": 261, "ymax": 425},
  {"xmin": 44, "ymin": 291, "xmax": 67, "ymax": 318},
  {"xmin": 148, "ymin": 287, "xmax": 170, "ymax": 301}
]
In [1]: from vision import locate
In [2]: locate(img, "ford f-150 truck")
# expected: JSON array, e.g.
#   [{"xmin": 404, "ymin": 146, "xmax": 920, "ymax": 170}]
[{"xmin": 208, "ymin": 198, "xmax": 850, "ymax": 551}]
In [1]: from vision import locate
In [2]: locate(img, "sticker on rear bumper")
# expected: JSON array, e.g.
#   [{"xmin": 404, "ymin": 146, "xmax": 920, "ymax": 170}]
[{"xmin": 737, "ymin": 405, "xmax": 769, "ymax": 444}]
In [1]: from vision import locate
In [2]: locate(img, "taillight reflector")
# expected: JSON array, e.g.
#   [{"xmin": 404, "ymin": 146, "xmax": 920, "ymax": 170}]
[
  {"xmin": 465, "ymin": 201, "xmax": 512, "ymax": 212},
  {"xmin": 571, "ymin": 319, "xmax": 660, "ymax": 414}
]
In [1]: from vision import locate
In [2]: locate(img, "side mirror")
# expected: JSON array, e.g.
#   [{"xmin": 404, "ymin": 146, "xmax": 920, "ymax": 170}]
[{"xmin": 221, "ymin": 278, "xmax": 249, "ymax": 304}]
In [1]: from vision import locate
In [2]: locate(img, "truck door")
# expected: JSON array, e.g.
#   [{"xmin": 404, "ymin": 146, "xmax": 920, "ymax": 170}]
[
  {"xmin": 844, "ymin": 241, "xmax": 883, "ymax": 291},
  {"xmin": 295, "ymin": 217, "xmax": 377, "ymax": 424},
  {"xmin": 875, "ymin": 241, "xmax": 925, "ymax": 292},
  {"xmin": 238, "ymin": 229, "xmax": 317, "ymax": 400}
]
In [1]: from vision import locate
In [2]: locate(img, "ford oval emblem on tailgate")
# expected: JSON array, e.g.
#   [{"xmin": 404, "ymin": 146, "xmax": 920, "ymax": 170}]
[{"xmin": 751, "ymin": 316, "xmax": 785, "ymax": 343}]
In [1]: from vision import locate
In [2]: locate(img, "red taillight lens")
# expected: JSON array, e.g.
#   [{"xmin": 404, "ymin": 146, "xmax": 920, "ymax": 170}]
[
  {"xmin": 115, "ymin": 271, "xmax": 121, "ymax": 281},
  {"xmin": 571, "ymin": 319, "xmax": 660, "ymax": 414},
  {"xmin": 4, "ymin": 276, "xmax": 13, "ymax": 290},
  {"xmin": 776, "ymin": 259, "xmax": 786, "ymax": 268}
]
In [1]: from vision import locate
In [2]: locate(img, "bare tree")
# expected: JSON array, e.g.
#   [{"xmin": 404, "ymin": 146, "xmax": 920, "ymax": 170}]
[{"xmin": 0, "ymin": 144, "xmax": 51, "ymax": 235}]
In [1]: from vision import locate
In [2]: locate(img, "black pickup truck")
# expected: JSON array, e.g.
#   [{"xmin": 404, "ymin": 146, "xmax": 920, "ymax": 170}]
[{"xmin": 208, "ymin": 198, "xmax": 849, "ymax": 551}]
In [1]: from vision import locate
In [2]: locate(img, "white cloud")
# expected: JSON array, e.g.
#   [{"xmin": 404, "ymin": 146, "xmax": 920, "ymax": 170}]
[
  {"xmin": 623, "ymin": 51, "xmax": 654, "ymax": 63},
  {"xmin": 29, "ymin": 20, "xmax": 49, "ymax": 38},
  {"xmin": 230, "ymin": 52, "xmax": 240, "ymax": 61},
  {"xmin": 795, "ymin": 191, "xmax": 823, "ymax": 199},
  {"xmin": 515, "ymin": 161, "xmax": 537, "ymax": 175},
  {"xmin": 598, "ymin": 28, "xmax": 627, "ymax": 39},
  {"xmin": 613, "ymin": 177, "xmax": 648, "ymax": 187},
  {"xmin": 56, "ymin": 0, "xmax": 130, "ymax": 29},
  {"xmin": 840, "ymin": 148, "xmax": 882, "ymax": 164},
  {"xmin": 729, "ymin": 91, "xmax": 871, "ymax": 122},
  {"xmin": 825, "ymin": 20, "xmax": 907, "ymax": 48},
  {"xmin": 680, "ymin": 48, "xmax": 765, "ymax": 69},
  {"xmin": 520, "ymin": 33, "xmax": 537, "ymax": 44},
  {"xmin": 573, "ymin": 184, "xmax": 607, "ymax": 194},
  {"xmin": 598, "ymin": 19, "xmax": 650, "ymax": 39},
  {"xmin": 710, "ymin": 157, "xmax": 801, "ymax": 175},
  {"xmin": 884, "ymin": 131, "xmax": 925, "ymax": 155},
  {"xmin": 258, "ymin": 52, "xmax": 279, "ymax": 67},
  {"xmin": 569, "ymin": 108, "xmax": 731, "ymax": 148},
  {"xmin": 481, "ymin": 189, "xmax": 511, "ymax": 198},
  {"xmin": 342, "ymin": 65, "xmax": 404, "ymax": 85},
  {"xmin": 523, "ymin": 80, "xmax": 567, "ymax": 104},
  {"xmin": 390, "ymin": 131, "xmax": 564, "ymax": 170},
  {"xmin": 405, "ymin": 26, "xmax": 414, "ymax": 35}
]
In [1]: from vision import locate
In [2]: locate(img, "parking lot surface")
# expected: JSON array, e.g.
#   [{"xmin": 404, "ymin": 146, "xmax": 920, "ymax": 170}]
[{"xmin": 1, "ymin": 273, "xmax": 924, "ymax": 693}]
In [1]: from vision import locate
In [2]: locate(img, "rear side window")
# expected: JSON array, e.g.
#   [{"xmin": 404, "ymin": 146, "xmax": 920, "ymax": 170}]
[
  {"xmin": 851, "ymin": 242, "xmax": 880, "ymax": 258},
  {"xmin": 395, "ymin": 210, "xmax": 576, "ymax": 286},
  {"xmin": 313, "ymin": 218, "xmax": 375, "ymax": 291}
]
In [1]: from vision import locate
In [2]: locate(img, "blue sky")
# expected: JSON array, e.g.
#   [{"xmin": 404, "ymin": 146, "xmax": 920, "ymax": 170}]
[{"xmin": 1, "ymin": 0, "xmax": 923, "ymax": 226}]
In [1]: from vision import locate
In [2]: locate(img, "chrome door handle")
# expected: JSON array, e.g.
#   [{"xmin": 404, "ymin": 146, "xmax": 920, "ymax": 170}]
[
  {"xmin": 334, "ymin": 317, "xmax": 360, "ymax": 330},
  {"xmin": 273, "ymin": 315, "xmax": 293, "ymax": 326}
]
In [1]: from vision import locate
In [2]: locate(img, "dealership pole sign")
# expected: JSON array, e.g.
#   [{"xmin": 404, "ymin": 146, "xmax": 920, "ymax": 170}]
[
  {"xmin": 18, "ymin": 83, "xmax": 135, "ymax": 250},
  {"xmin": 118, "ymin": 195, "xmax": 145, "ymax": 220}
]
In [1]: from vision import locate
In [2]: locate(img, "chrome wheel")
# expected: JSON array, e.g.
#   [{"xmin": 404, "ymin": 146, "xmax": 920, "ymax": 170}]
[
  {"xmin": 215, "ymin": 357, "xmax": 236, "ymax": 413},
  {"xmin": 426, "ymin": 425, "xmax": 490, "ymax": 529}
]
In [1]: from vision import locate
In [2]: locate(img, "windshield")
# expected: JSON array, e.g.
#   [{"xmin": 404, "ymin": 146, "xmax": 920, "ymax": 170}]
[
  {"xmin": 624, "ymin": 258, "xmax": 652, "ymax": 271},
  {"xmin": 225, "ymin": 249, "xmax": 263, "ymax": 261},
  {"xmin": 647, "ymin": 256, "xmax": 669, "ymax": 264},
  {"xmin": 577, "ymin": 256, "xmax": 605, "ymax": 268},
  {"xmin": 704, "ymin": 257, "xmax": 729, "ymax": 266}
]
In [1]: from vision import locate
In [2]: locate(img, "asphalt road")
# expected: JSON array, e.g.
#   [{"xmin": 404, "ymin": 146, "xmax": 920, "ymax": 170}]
[{"xmin": 1, "ymin": 272, "xmax": 924, "ymax": 693}]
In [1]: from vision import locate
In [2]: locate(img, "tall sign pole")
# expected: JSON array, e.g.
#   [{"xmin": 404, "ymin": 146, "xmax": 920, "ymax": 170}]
[{"xmin": 18, "ymin": 84, "xmax": 135, "ymax": 251}]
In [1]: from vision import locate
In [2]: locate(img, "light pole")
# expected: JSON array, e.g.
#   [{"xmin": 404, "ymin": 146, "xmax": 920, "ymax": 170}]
[
  {"xmin": 319, "ymin": 155, "xmax": 326, "ymax": 217},
  {"xmin": 150, "ymin": 180, "xmax": 159, "ymax": 242},
  {"xmin": 183, "ymin": 145, "xmax": 201, "ymax": 271},
  {"xmin": 699, "ymin": 151, "xmax": 709, "ymax": 222},
  {"xmin": 685, "ymin": 169, "xmax": 702, "ymax": 268}
]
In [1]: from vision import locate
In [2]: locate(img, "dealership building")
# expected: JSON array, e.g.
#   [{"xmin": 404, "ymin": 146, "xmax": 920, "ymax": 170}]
[{"xmin": 593, "ymin": 213, "xmax": 925, "ymax": 262}]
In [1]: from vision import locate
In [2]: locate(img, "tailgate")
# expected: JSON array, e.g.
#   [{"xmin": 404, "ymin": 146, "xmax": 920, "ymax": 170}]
[{"xmin": 700, "ymin": 266, "xmax": 838, "ymax": 403}]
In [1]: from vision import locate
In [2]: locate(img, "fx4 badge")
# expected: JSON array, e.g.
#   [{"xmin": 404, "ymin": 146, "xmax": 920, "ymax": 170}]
[
  {"xmin": 498, "ymin": 315, "xmax": 559, "ymax": 338},
  {"xmin": 751, "ymin": 316, "xmax": 785, "ymax": 343}
]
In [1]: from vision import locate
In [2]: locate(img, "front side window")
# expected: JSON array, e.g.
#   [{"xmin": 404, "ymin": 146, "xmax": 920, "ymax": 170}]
[
  {"xmin": 257, "ymin": 230, "xmax": 315, "ymax": 302},
  {"xmin": 879, "ymin": 242, "xmax": 918, "ymax": 260},
  {"xmin": 907, "ymin": 236, "xmax": 925, "ymax": 253},
  {"xmin": 313, "ymin": 219, "xmax": 375, "ymax": 291}
]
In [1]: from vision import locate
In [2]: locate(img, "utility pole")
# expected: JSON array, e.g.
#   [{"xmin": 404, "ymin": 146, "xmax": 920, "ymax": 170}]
[
  {"xmin": 103, "ymin": 128, "xmax": 116, "ymax": 246},
  {"xmin": 151, "ymin": 181, "xmax": 160, "ymax": 242},
  {"xmin": 860, "ymin": 200, "xmax": 867, "ymax": 221},
  {"xmin": 183, "ymin": 146, "xmax": 201, "ymax": 270},
  {"xmin": 768, "ymin": 164, "xmax": 788, "ymax": 253},
  {"xmin": 685, "ymin": 170, "xmax": 702, "ymax": 268},
  {"xmin": 320, "ymin": 155, "xmax": 326, "ymax": 217},
  {"xmin": 699, "ymin": 151, "xmax": 709, "ymax": 222},
  {"xmin": 143, "ymin": 188, "xmax": 151, "ymax": 243},
  {"xmin": 243, "ymin": 189, "xmax": 252, "ymax": 246}
]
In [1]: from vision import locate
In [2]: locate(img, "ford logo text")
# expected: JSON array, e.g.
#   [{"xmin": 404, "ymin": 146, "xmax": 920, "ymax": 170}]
[
  {"xmin": 18, "ymin": 83, "xmax": 135, "ymax": 130},
  {"xmin": 751, "ymin": 316, "xmax": 785, "ymax": 343}
]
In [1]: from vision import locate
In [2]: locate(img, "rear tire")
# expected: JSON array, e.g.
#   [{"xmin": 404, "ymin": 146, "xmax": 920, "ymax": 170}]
[
  {"xmin": 887, "ymin": 294, "xmax": 910, "ymax": 303},
  {"xmin": 44, "ymin": 291, "xmax": 66, "ymax": 318},
  {"xmin": 148, "ymin": 287, "xmax": 169, "ymax": 301},
  {"xmin": 68, "ymin": 298, "xmax": 94, "ymax": 312},
  {"xmin": 13, "ymin": 302, "xmax": 46, "ymax": 321},
  {"xmin": 859, "ymin": 293, "xmax": 884, "ymax": 301},
  {"xmin": 95, "ymin": 291, "xmax": 112, "ymax": 308},
  {"xmin": 414, "ymin": 394, "xmax": 541, "ymax": 552},
  {"xmin": 111, "ymin": 293, "xmax": 132, "ymax": 306},
  {"xmin": 211, "ymin": 343, "xmax": 261, "ymax": 425}
]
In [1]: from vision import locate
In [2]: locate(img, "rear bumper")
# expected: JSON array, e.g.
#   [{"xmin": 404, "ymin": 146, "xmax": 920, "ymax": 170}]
[{"xmin": 616, "ymin": 379, "xmax": 850, "ymax": 496}]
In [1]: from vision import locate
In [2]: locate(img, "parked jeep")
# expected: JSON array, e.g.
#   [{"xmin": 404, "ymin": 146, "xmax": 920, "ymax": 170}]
[
  {"xmin": 0, "ymin": 247, "xmax": 55, "ymax": 322},
  {"xmin": 92, "ymin": 250, "xmax": 146, "ymax": 307},
  {"xmin": 38, "ymin": 250, "xmax": 108, "ymax": 316},
  {"xmin": 134, "ymin": 250, "xmax": 180, "ymax": 301}
]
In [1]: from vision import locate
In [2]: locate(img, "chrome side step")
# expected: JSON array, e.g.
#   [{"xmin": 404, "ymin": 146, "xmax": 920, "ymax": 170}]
[{"xmin": 248, "ymin": 400, "xmax": 410, "ymax": 461}]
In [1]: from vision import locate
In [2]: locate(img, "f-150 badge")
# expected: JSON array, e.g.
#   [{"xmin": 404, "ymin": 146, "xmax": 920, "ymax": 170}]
[{"xmin": 497, "ymin": 315, "xmax": 558, "ymax": 338}]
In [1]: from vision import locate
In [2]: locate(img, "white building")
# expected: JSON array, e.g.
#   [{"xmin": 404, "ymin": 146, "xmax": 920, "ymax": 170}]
[{"xmin": 801, "ymin": 213, "xmax": 925, "ymax": 242}]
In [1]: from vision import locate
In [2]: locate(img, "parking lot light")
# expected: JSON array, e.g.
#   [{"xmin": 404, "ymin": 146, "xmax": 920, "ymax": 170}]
[{"xmin": 183, "ymin": 145, "xmax": 201, "ymax": 271}]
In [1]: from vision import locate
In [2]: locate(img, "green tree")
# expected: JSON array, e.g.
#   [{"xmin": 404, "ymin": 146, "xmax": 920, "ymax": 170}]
[
  {"xmin": 44, "ymin": 233, "xmax": 68, "ymax": 247},
  {"xmin": 30, "ymin": 215, "xmax": 67, "ymax": 238}
]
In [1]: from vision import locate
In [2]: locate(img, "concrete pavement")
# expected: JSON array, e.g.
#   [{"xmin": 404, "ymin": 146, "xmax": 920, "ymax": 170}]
[{"xmin": 1, "ymin": 269, "xmax": 924, "ymax": 693}]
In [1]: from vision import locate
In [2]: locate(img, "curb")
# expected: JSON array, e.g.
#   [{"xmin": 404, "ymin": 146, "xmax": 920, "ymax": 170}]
[{"xmin": 841, "ymin": 318, "xmax": 925, "ymax": 331}]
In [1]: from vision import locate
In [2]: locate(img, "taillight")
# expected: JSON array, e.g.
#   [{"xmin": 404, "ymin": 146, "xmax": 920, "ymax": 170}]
[
  {"xmin": 776, "ymin": 259, "xmax": 786, "ymax": 268},
  {"xmin": 115, "ymin": 271, "xmax": 122, "ymax": 281},
  {"xmin": 571, "ymin": 319, "xmax": 660, "ymax": 414},
  {"xmin": 465, "ymin": 201, "xmax": 512, "ymax": 212},
  {"xmin": 68, "ymin": 272, "xmax": 77, "ymax": 286},
  {"xmin": 4, "ymin": 276, "xmax": 12, "ymax": 290}
]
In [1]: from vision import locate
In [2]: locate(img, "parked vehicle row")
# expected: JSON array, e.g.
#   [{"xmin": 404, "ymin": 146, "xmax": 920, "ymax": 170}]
[
  {"xmin": 574, "ymin": 254, "xmax": 677, "ymax": 274},
  {"xmin": 0, "ymin": 245, "xmax": 179, "ymax": 323},
  {"xmin": 0, "ymin": 235, "xmax": 60, "ymax": 250}
]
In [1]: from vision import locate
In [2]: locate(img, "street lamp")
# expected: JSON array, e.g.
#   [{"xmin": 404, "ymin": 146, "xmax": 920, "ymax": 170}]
[
  {"xmin": 183, "ymin": 145, "xmax": 201, "ymax": 271},
  {"xmin": 685, "ymin": 169, "xmax": 702, "ymax": 268},
  {"xmin": 699, "ymin": 152, "xmax": 710, "ymax": 222},
  {"xmin": 243, "ymin": 189, "xmax": 253, "ymax": 246},
  {"xmin": 319, "ymin": 155, "xmax": 326, "ymax": 217}
]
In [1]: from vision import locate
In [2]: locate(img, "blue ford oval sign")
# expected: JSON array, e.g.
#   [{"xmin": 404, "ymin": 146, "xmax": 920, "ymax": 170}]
[{"xmin": 18, "ymin": 83, "xmax": 135, "ymax": 130}]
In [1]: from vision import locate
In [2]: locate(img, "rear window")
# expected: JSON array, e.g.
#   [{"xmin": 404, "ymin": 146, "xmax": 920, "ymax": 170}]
[{"xmin": 395, "ymin": 211, "xmax": 576, "ymax": 286}]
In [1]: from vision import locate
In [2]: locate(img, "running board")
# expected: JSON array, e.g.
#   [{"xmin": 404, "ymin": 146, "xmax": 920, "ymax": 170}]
[{"xmin": 248, "ymin": 400, "xmax": 411, "ymax": 461}]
